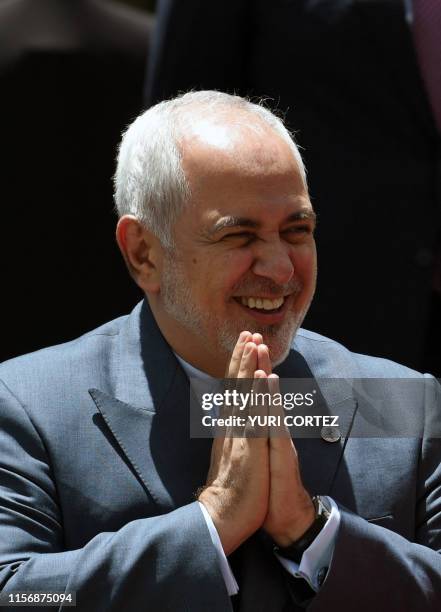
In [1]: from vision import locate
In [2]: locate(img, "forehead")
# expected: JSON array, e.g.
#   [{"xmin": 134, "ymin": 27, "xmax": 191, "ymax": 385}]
[
  {"xmin": 181, "ymin": 111, "xmax": 298, "ymax": 177},
  {"xmin": 179, "ymin": 114, "xmax": 310, "ymax": 225}
]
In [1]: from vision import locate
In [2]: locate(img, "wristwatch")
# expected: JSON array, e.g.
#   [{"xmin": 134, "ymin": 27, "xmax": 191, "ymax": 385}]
[{"xmin": 274, "ymin": 496, "xmax": 331, "ymax": 564}]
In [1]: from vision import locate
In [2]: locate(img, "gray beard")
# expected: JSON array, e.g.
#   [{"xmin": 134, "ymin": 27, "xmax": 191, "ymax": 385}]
[{"xmin": 160, "ymin": 253, "xmax": 311, "ymax": 367}]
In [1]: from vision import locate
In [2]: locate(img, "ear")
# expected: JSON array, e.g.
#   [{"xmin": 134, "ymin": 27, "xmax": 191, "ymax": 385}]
[{"xmin": 116, "ymin": 215, "xmax": 161, "ymax": 294}]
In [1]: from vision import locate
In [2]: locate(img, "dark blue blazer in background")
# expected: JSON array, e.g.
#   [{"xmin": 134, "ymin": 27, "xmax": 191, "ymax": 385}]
[
  {"xmin": 147, "ymin": 0, "xmax": 441, "ymax": 374},
  {"xmin": 0, "ymin": 300, "xmax": 440, "ymax": 610}
]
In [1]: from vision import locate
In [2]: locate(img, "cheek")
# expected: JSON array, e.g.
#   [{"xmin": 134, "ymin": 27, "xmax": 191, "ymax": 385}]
[
  {"xmin": 292, "ymin": 244, "xmax": 316, "ymax": 279},
  {"xmin": 222, "ymin": 250, "xmax": 255, "ymax": 290},
  {"xmin": 186, "ymin": 250, "xmax": 253, "ymax": 304}
]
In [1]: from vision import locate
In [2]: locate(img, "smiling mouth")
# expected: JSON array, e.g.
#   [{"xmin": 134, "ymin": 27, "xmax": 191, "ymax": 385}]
[{"xmin": 234, "ymin": 295, "xmax": 286, "ymax": 314}]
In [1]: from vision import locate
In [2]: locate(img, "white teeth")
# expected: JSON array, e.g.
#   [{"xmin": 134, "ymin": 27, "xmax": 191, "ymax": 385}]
[{"xmin": 240, "ymin": 296, "xmax": 284, "ymax": 311}]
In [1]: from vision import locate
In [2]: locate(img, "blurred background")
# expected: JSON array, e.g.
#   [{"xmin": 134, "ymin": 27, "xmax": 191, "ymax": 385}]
[
  {"xmin": 1, "ymin": 0, "xmax": 439, "ymax": 377},
  {"xmin": 123, "ymin": 0, "xmax": 155, "ymax": 9},
  {"xmin": 0, "ymin": 0, "xmax": 155, "ymax": 362}
]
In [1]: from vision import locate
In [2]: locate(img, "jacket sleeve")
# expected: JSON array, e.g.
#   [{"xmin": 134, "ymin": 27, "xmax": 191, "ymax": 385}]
[
  {"xmin": 306, "ymin": 384, "xmax": 441, "ymax": 611},
  {"xmin": 309, "ymin": 499, "xmax": 441, "ymax": 610},
  {"xmin": 0, "ymin": 379, "xmax": 230, "ymax": 612},
  {"xmin": 146, "ymin": 0, "xmax": 247, "ymax": 105}
]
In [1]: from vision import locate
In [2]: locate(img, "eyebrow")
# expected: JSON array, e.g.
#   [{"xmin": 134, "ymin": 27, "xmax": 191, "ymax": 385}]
[{"xmin": 207, "ymin": 210, "xmax": 317, "ymax": 236}]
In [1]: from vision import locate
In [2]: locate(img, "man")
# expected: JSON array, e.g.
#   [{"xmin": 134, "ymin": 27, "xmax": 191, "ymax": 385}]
[
  {"xmin": 147, "ymin": 0, "xmax": 441, "ymax": 375},
  {"xmin": 0, "ymin": 91, "xmax": 440, "ymax": 611}
]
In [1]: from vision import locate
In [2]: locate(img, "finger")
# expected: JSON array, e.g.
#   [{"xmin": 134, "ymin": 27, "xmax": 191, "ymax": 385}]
[
  {"xmin": 220, "ymin": 334, "xmax": 254, "ymax": 444},
  {"xmin": 227, "ymin": 339, "xmax": 256, "ymax": 439},
  {"xmin": 235, "ymin": 343, "xmax": 258, "ymax": 422},
  {"xmin": 225, "ymin": 330, "xmax": 252, "ymax": 378},
  {"xmin": 252, "ymin": 333, "xmax": 263, "ymax": 345},
  {"xmin": 241, "ymin": 369, "xmax": 266, "ymax": 422},
  {"xmin": 242, "ymin": 370, "xmax": 269, "ymax": 439},
  {"xmin": 268, "ymin": 373, "xmax": 280, "ymax": 393},
  {"xmin": 268, "ymin": 373, "xmax": 291, "ymax": 440},
  {"xmin": 238, "ymin": 342, "xmax": 258, "ymax": 379},
  {"xmin": 257, "ymin": 343, "xmax": 272, "ymax": 376}
]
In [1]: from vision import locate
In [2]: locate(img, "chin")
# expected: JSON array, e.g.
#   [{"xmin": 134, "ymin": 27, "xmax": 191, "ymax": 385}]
[
  {"xmin": 215, "ymin": 305, "xmax": 307, "ymax": 369},
  {"xmin": 266, "ymin": 313, "xmax": 306, "ymax": 367},
  {"xmin": 268, "ymin": 338, "xmax": 294, "ymax": 368},
  {"xmin": 271, "ymin": 346, "xmax": 291, "ymax": 368}
]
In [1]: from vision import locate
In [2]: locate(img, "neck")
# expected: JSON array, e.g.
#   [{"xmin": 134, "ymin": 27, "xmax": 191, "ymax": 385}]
[{"xmin": 148, "ymin": 299, "xmax": 228, "ymax": 378}]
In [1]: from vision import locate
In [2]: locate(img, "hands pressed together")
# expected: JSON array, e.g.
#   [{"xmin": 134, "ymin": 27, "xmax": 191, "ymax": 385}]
[{"xmin": 198, "ymin": 331, "xmax": 315, "ymax": 555}]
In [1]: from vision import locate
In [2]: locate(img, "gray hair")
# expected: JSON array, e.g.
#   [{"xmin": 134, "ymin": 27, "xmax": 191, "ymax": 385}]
[{"xmin": 114, "ymin": 90, "xmax": 307, "ymax": 248}]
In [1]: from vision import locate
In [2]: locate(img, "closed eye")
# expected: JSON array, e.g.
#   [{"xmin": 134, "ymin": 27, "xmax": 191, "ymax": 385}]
[
  {"xmin": 221, "ymin": 225, "xmax": 314, "ymax": 244},
  {"xmin": 283, "ymin": 224, "xmax": 314, "ymax": 235},
  {"xmin": 222, "ymin": 232, "xmax": 255, "ymax": 241}
]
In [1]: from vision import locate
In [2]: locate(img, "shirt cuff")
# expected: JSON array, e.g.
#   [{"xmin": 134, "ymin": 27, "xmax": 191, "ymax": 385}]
[
  {"xmin": 274, "ymin": 496, "xmax": 340, "ymax": 591},
  {"xmin": 198, "ymin": 501, "xmax": 239, "ymax": 596}
]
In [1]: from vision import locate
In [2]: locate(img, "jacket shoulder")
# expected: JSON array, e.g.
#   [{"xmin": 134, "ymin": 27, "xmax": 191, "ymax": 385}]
[
  {"xmin": 0, "ymin": 315, "xmax": 128, "ymax": 400},
  {"xmin": 295, "ymin": 328, "xmax": 423, "ymax": 378}
]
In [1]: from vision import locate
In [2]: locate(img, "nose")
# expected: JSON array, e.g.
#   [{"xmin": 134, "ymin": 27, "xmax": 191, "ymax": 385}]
[{"xmin": 251, "ymin": 238, "xmax": 294, "ymax": 286}]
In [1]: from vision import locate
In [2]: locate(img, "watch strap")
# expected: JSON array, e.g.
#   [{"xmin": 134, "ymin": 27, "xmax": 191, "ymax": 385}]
[{"xmin": 274, "ymin": 496, "xmax": 331, "ymax": 564}]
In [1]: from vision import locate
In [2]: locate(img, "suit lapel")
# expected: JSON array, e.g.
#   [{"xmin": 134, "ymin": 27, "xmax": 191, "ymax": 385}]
[
  {"xmin": 89, "ymin": 300, "xmax": 212, "ymax": 513},
  {"xmin": 275, "ymin": 348, "xmax": 358, "ymax": 496}
]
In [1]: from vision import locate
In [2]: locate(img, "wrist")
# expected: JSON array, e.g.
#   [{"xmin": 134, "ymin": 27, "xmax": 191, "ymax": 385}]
[
  {"xmin": 270, "ymin": 500, "xmax": 316, "ymax": 547},
  {"xmin": 274, "ymin": 496, "xmax": 331, "ymax": 563},
  {"xmin": 198, "ymin": 493, "xmax": 246, "ymax": 556}
]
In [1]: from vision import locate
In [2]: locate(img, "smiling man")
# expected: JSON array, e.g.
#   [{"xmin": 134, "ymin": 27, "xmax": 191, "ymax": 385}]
[
  {"xmin": 0, "ymin": 91, "xmax": 441, "ymax": 611},
  {"xmin": 116, "ymin": 95, "xmax": 316, "ymax": 375}
]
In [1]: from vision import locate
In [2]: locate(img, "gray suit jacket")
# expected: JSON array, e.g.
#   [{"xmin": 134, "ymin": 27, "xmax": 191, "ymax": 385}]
[{"xmin": 0, "ymin": 300, "xmax": 440, "ymax": 611}]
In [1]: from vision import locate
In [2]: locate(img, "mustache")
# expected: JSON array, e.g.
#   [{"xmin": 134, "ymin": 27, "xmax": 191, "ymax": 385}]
[{"xmin": 231, "ymin": 278, "xmax": 302, "ymax": 297}]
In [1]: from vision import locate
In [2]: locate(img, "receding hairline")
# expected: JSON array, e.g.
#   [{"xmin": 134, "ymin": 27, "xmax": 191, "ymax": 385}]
[
  {"xmin": 172, "ymin": 102, "xmax": 307, "ymax": 186},
  {"xmin": 113, "ymin": 90, "xmax": 307, "ymax": 247},
  {"xmin": 177, "ymin": 105, "xmax": 286, "ymax": 147}
]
